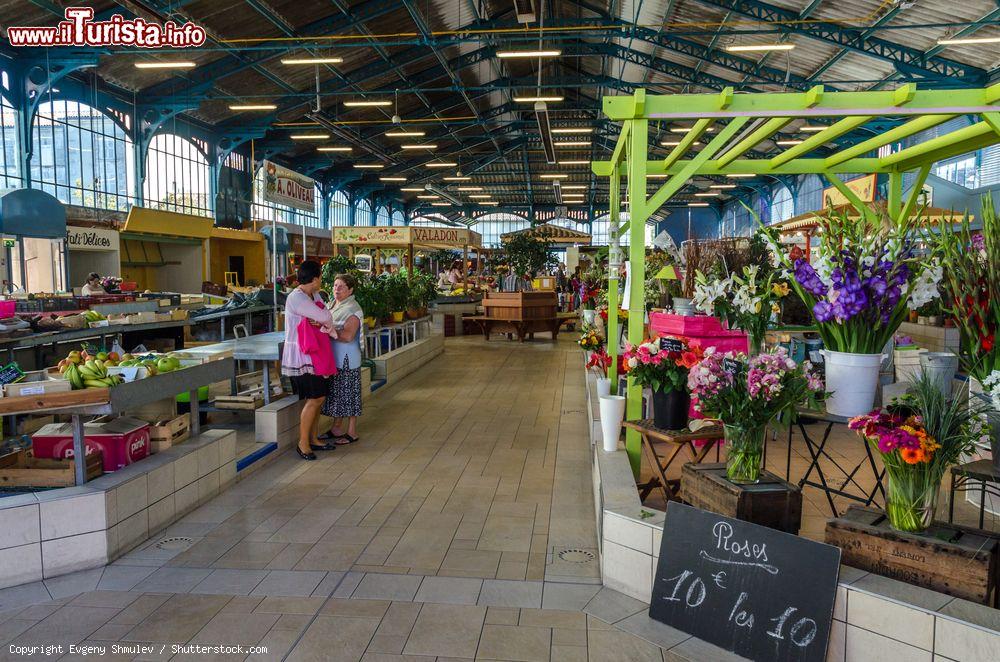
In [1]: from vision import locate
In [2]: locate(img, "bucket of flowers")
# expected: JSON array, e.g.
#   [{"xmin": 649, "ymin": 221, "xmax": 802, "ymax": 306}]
[
  {"xmin": 849, "ymin": 374, "xmax": 994, "ymax": 533},
  {"xmin": 760, "ymin": 208, "xmax": 942, "ymax": 417},
  {"xmin": 587, "ymin": 346, "xmax": 614, "ymax": 397},
  {"xmin": 693, "ymin": 264, "xmax": 790, "ymax": 354},
  {"xmin": 621, "ymin": 338, "xmax": 704, "ymax": 431},
  {"xmin": 578, "ymin": 325, "xmax": 604, "ymax": 354},
  {"xmin": 689, "ymin": 347, "xmax": 825, "ymax": 483}
]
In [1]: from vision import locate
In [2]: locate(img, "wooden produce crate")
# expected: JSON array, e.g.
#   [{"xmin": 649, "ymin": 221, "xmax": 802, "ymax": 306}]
[
  {"xmin": 147, "ymin": 414, "xmax": 190, "ymax": 453},
  {"xmin": 825, "ymin": 506, "xmax": 1000, "ymax": 606},
  {"xmin": 680, "ymin": 463, "xmax": 803, "ymax": 534},
  {"xmin": 214, "ymin": 394, "xmax": 264, "ymax": 410},
  {"xmin": 0, "ymin": 449, "xmax": 103, "ymax": 487},
  {"xmin": 482, "ymin": 291, "xmax": 557, "ymax": 320},
  {"xmin": 4, "ymin": 370, "xmax": 74, "ymax": 398}
]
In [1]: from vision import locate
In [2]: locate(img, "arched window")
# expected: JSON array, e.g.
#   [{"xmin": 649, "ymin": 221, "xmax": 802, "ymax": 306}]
[
  {"xmin": 549, "ymin": 218, "xmax": 580, "ymax": 230},
  {"xmin": 771, "ymin": 184, "xmax": 794, "ymax": 223},
  {"xmin": 329, "ymin": 190, "xmax": 350, "ymax": 226},
  {"xmin": 31, "ymin": 100, "xmax": 133, "ymax": 210},
  {"xmin": 375, "ymin": 206, "xmax": 391, "ymax": 226},
  {"xmin": 391, "ymin": 209, "xmax": 405, "ymax": 226},
  {"xmin": 251, "ymin": 168, "xmax": 320, "ymax": 227},
  {"xmin": 796, "ymin": 175, "xmax": 824, "ymax": 214},
  {"xmin": 355, "ymin": 197, "xmax": 372, "ymax": 226},
  {"xmin": 1, "ymin": 93, "xmax": 19, "ymax": 188},
  {"xmin": 471, "ymin": 213, "xmax": 529, "ymax": 247},
  {"xmin": 144, "ymin": 133, "xmax": 211, "ymax": 216}
]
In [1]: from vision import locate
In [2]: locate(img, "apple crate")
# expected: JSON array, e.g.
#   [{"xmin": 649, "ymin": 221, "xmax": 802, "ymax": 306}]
[
  {"xmin": 147, "ymin": 414, "xmax": 190, "ymax": 453},
  {"xmin": 0, "ymin": 448, "xmax": 103, "ymax": 488}
]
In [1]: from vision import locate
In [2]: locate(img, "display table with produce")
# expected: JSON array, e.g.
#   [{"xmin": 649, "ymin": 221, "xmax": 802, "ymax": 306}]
[{"xmin": 0, "ymin": 357, "xmax": 233, "ymax": 485}]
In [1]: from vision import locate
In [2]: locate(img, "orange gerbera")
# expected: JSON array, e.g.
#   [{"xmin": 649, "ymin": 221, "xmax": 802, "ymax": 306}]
[{"xmin": 900, "ymin": 447, "xmax": 924, "ymax": 464}]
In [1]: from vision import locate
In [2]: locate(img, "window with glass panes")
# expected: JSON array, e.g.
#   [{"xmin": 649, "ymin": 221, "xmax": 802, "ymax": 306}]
[
  {"xmin": 31, "ymin": 100, "xmax": 133, "ymax": 211},
  {"xmin": 0, "ymin": 93, "xmax": 19, "ymax": 189},
  {"xmin": 144, "ymin": 133, "xmax": 211, "ymax": 216},
  {"xmin": 354, "ymin": 197, "xmax": 372, "ymax": 226},
  {"xmin": 375, "ymin": 206, "xmax": 391, "ymax": 226},
  {"xmin": 471, "ymin": 213, "xmax": 529, "ymax": 247},
  {"xmin": 329, "ymin": 190, "xmax": 350, "ymax": 226}
]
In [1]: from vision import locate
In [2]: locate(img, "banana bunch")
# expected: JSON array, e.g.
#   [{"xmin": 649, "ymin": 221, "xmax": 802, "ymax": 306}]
[
  {"xmin": 82, "ymin": 310, "xmax": 105, "ymax": 323},
  {"xmin": 73, "ymin": 359, "xmax": 121, "ymax": 389}
]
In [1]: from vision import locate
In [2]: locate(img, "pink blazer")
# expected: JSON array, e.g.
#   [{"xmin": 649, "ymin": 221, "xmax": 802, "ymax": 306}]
[{"xmin": 296, "ymin": 302, "xmax": 338, "ymax": 377}]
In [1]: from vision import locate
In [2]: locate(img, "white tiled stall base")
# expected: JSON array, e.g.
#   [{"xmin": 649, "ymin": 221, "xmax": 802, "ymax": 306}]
[
  {"xmin": 371, "ymin": 333, "xmax": 444, "ymax": 382},
  {"xmin": 584, "ymin": 368, "xmax": 1000, "ymax": 662},
  {"xmin": 0, "ymin": 429, "xmax": 237, "ymax": 590}
]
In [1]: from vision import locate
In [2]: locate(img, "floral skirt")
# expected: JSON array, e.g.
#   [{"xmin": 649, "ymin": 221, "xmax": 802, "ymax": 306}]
[{"xmin": 322, "ymin": 356, "xmax": 362, "ymax": 418}]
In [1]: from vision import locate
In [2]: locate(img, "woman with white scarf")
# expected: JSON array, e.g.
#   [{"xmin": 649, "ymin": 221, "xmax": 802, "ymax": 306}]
[{"xmin": 318, "ymin": 273, "xmax": 365, "ymax": 444}]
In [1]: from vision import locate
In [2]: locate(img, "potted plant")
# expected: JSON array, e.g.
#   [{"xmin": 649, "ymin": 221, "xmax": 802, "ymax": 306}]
[
  {"xmin": 688, "ymin": 347, "xmax": 825, "ymax": 483},
  {"xmin": 693, "ymin": 264, "xmax": 790, "ymax": 354},
  {"xmin": 405, "ymin": 271, "xmax": 436, "ymax": 319},
  {"xmin": 849, "ymin": 374, "xmax": 992, "ymax": 532},
  {"xmin": 380, "ymin": 272, "xmax": 410, "ymax": 323},
  {"xmin": 621, "ymin": 337, "xmax": 704, "ymax": 431},
  {"xmin": 352, "ymin": 274, "xmax": 386, "ymax": 328},
  {"xmin": 761, "ymin": 208, "xmax": 942, "ymax": 417}
]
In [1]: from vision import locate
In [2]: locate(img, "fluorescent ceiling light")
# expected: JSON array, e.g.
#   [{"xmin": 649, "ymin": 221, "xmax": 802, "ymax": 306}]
[
  {"xmin": 386, "ymin": 131, "xmax": 425, "ymax": 137},
  {"xmin": 480, "ymin": 201, "xmax": 499, "ymax": 206},
  {"xmin": 353, "ymin": 163, "xmax": 384, "ymax": 169},
  {"xmin": 514, "ymin": 96, "xmax": 563, "ymax": 103},
  {"xmin": 431, "ymin": 202, "xmax": 451, "ymax": 206},
  {"xmin": 343, "ymin": 100, "xmax": 392, "ymax": 107},
  {"xmin": 688, "ymin": 202, "xmax": 710, "ymax": 207},
  {"xmin": 468, "ymin": 194, "xmax": 491, "ymax": 199},
  {"xmin": 709, "ymin": 184, "xmax": 737, "ymax": 189},
  {"xmin": 317, "ymin": 146, "xmax": 353, "ymax": 152},
  {"xmin": 379, "ymin": 176, "xmax": 406, "ymax": 182},
  {"xmin": 647, "ymin": 174, "xmax": 669, "ymax": 179},
  {"xmin": 776, "ymin": 139, "xmax": 804, "ymax": 146},
  {"xmin": 280, "ymin": 57, "xmax": 343, "ymax": 65},
  {"xmin": 426, "ymin": 162, "xmax": 458, "ymax": 168},
  {"xmin": 695, "ymin": 192, "xmax": 720, "ymax": 197},
  {"xmin": 401, "ymin": 144, "xmax": 438, "ymax": 149},
  {"xmin": 400, "ymin": 187, "xmax": 424, "ymax": 192},
  {"xmin": 443, "ymin": 176, "xmax": 472, "ymax": 181},
  {"xmin": 539, "ymin": 174, "xmax": 568, "ymax": 179},
  {"xmin": 290, "ymin": 133, "xmax": 330, "ymax": 140},
  {"xmin": 937, "ymin": 36, "xmax": 1000, "ymax": 45},
  {"xmin": 558, "ymin": 160, "xmax": 589, "ymax": 165},
  {"xmin": 725, "ymin": 43, "xmax": 795, "ymax": 52},
  {"xmin": 229, "ymin": 104, "xmax": 276, "ymax": 110},
  {"xmin": 800, "ymin": 125, "xmax": 827, "ymax": 133},
  {"xmin": 726, "ymin": 173, "xmax": 755, "ymax": 178},
  {"xmin": 556, "ymin": 141, "xmax": 590, "ymax": 147},
  {"xmin": 561, "ymin": 185, "xmax": 586, "ymax": 190},
  {"xmin": 134, "ymin": 61, "xmax": 196, "ymax": 69},
  {"xmin": 497, "ymin": 49, "xmax": 561, "ymax": 58},
  {"xmin": 456, "ymin": 187, "xmax": 483, "ymax": 191},
  {"xmin": 552, "ymin": 127, "xmax": 593, "ymax": 134},
  {"xmin": 417, "ymin": 195, "xmax": 439, "ymax": 199},
  {"xmin": 661, "ymin": 140, "xmax": 700, "ymax": 147}
]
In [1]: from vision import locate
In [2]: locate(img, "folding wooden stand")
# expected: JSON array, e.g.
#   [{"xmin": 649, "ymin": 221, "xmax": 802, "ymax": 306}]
[{"xmin": 623, "ymin": 419, "xmax": 724, "ymax": 502}]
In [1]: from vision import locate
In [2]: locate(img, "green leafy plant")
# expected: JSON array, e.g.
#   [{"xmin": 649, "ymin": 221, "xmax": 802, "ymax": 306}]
[
  {"xmin": 502, "ymin": 232, "xmax": 555, "ymax": 277},
  {"xmin": 320, "ymin": 255, "xmax": 357, "ymax": 293},
  {"xmin": 405, "ymin": 270, "xmax": 438, "ymax": 309},
  {"xmin": 380, "ymin": 272, "xmax": 411, "ymax": 313}
]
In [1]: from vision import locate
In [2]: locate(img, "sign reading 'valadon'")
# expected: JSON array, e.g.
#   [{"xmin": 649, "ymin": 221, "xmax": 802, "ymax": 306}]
[{"xmin": 650, "ymin": 502, "xmax": 840, "ymax": 662}]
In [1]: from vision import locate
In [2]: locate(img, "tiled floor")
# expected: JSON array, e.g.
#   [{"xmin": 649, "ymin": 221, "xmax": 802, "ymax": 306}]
[{"xmin": 0, "ymin": 337, "xmax": 733, "ymax": 661}]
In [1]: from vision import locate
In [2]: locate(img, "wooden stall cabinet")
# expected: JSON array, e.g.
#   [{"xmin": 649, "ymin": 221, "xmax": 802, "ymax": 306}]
[{"xmin": 469, "ymin": 292, "xmax": 573, "ymax": 341}]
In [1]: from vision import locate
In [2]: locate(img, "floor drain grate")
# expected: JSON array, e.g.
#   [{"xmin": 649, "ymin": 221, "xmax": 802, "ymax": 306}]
[
  {"xmin": 155, "ymin": 536, "xmax": 194, "ymax": 551},
  {"xmin": 557, "ymin": 548, "xmax": 596, "ymax": 564}
]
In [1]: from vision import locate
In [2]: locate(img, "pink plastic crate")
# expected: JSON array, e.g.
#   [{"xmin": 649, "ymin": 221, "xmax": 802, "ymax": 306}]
[
  {"xmin": 650, "ymin": 312, "xmax": 728, "ymax": 336},
  {"xmin": 0, "ymin": 300, "xmax": 15, "ymax": 317}
]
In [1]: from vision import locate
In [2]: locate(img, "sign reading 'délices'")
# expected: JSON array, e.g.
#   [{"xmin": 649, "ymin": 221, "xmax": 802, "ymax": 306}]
[
  {"xmin": 650, "ymin": 502, "xmax": 840, "ymax": 662},
  {"xmin": 262, "ymin": 160, "xmax": 315, "ymax": 213}
]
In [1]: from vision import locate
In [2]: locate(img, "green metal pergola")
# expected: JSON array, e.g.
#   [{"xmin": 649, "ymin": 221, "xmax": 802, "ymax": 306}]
[{"xmin": 592, "ymin": 83, "xmax": 1000, "ymax": 476}]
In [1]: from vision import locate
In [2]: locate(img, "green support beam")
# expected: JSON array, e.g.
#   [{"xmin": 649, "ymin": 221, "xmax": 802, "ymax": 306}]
[
  {"xmin": 662, "ymin": 118, "xmax": 714, "ymax": 171},
  {"xmin": 826, "ymin": 114, "xmax": 958, "ymax": 168},
  {"xmin": 769, "ymin": 116, "xmax": 872, "ymax": 168},
  {"xmin": 897, "ymin": 163, "xmax": 932, "ymax": 225},
  {"xmin": 879, "ymin": 118, "xmax": 998, "ymax": 168},
  {"xmin": 716, "ymin": 117, "xmax": 793, "ymax": 168},
  {"xmin": 607, "ymin": 162, "xmax": 621, "ymax": 387},
  {"xmin": 625, "ymin": 118, "xmax": 649, "ymax": 477}
]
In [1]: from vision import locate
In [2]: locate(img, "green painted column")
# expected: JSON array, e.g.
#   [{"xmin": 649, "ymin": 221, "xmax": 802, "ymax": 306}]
[
  {"xmin": 625, "ymin": 118, "xmax": 649, "ymax": 477},
  {"xmin": 607, "ymin": 162, "xmax": 621, "ymax": 386}
]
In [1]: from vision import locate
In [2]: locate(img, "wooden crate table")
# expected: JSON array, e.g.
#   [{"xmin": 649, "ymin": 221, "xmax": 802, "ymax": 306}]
[
  {"xmin": 680, "ymin": 462, "xmax": 803, "ymax": 534},
  {"xmin": 623, "ymin": 419, "xmax": 724, "ymax": 502},
  {"xmin": 825, "ymin": 506, "xmax": 1000, "ymax": 606}
]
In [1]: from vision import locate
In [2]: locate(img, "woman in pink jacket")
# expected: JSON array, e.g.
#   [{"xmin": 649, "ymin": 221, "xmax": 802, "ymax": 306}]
[{"xmin": 282, "ymin": 261, "xmax": 336, "ymax": 460}]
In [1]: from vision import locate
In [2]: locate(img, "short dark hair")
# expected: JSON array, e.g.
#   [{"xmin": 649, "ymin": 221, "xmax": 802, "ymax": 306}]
[
  {"xmin": 87, "ymin": 272, "xmax": 100, "ymax": 282},
  {"xmin": 335, "ymin": 273, "xmax": 357, "ymax": 290},
  {"xmin": 296, "ymin": 260, "xmax": 322, "ymax": 286}
]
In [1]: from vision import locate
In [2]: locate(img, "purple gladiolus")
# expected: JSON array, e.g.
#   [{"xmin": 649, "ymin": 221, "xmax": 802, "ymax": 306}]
[
  {"xmin": 794, "ymin": 259, "xmax": 827, "ymax": 297},
  {"xmin": 813, "ymin": 301, "xmax": 833, "ymax": 322}
]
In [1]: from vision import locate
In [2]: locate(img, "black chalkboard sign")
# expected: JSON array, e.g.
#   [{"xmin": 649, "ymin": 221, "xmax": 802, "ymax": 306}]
[
  {"xmin": 660, "ymin": 337, "xmax": 685, "ymax": 353},
  {"xmin": 0, "ymin": 362, "xmax": 24, "ymax": 387},
  {"xmin": 650, "ymin": 502, "xmax": 840, "ymax": 662},
  {"xmin": 722, "ymin": 357, "xmax": 743, "ymax": 376}
]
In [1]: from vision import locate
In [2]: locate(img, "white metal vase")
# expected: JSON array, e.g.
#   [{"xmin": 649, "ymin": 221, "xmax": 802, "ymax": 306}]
[
  {"xmin": 821, "ymin": 350, "xmax": 886, "ymax": 418},
  {"xmin": 596, "ymin": 377, "xmax": 612, "ymax": 398}
]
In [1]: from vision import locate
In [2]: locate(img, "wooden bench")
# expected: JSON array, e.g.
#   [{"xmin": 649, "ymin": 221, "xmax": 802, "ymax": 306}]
[{"xmin": 466, "ymin": 314, "xmax": 574, "ymax": 342}]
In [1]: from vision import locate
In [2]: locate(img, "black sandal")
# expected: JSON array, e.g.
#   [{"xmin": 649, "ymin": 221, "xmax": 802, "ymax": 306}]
[
  {"xmin": 335, "ymin": 434, "xmax": 359, "ymax": 445},
  {"xmin": 317, "ymin": 430, "xmax": 339, "ymax": 441},
  {"xmin": 310, "ymin": 442, "xmax": 337, "ymax": 451},
  {"xmin": 296, "ymin": 447, "xmax": 317, "ymax": 461}
]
